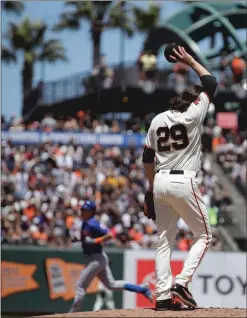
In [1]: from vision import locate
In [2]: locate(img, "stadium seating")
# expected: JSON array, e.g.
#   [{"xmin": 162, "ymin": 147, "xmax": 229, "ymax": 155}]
[{"xmin": 1, "ymin": 115, "xmax": 236, "ymax": 252}]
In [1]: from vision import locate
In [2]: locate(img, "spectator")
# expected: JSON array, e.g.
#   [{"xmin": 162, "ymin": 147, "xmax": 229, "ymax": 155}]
[
  {"xmin": 99, "ymin": 54, "xmax": 114, "ymax": 89},
  {"xmin": 87, "ymin": 54, "xmax": 114, "ymax": 93},
  {"xmin": 176, "ymin": 230, "xmax": 193, "ymax": 251},
  {"xmin": 110, "ymin": 120, "xmax": 121, "ymax": 133},
  {"xmin": 40, "ymin": 113, "xmax": 57, "ymax": 131},
  {"xmin": 93, "ymin": 119, "xmax": 110, "ymax": 133},
  {"xmin": 139, "ymin": 50, "xmax": 157, "ymax": 83},
  {"xmin": 207, "ymin": 205, "xmax": 219, "ymax": 227},
  {"xmin": 64, "ymin": 117, "xmax": 79, "ymax": 131},
  {"xmin": 209, "ymin": 230, "xmax": 222, "ymax": 251},
  {"xmin": 231, "ymin": 56, "xmax": 246, "ymax": 84},
  {"xmin": 216, "ymin": 130, "xmax": 246, "ymax": 196},
  {"xmin": 172, "ymin": 62, "xmax": 189, "ymax": 94}
]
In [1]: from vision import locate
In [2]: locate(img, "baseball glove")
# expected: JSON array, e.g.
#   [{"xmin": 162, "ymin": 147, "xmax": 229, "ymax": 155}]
[{"xmin": 144, "ymin": 191, "xmax": 156, "ymax": 221}]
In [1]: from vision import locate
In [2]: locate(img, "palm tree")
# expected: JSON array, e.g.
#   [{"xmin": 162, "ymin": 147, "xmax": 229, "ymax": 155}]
[
  {"xmin": 54, "ymin": 0, "xmax": 160, "ymax": 67},
  {"xmin": 2, "ymin": 0, "xmax": 24, "ymax": 82},
  {"xmin": 1, "ymin": 0, "xmax": 24, "ymax": 15},
  {"xmin": 132, "ymin": 4, "xmax": 160, "ymax": 34},
  {"xmin": 2, "ymin": 18, "xmax": 67, "ymax": 110}
]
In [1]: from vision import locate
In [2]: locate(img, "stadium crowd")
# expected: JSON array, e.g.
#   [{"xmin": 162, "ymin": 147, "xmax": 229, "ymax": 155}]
[
  {"xmin": 215, "ymin": 130, "xmax": 246, "ymax": 196},
  {"xmin": 2, "ymin": 121, "xmax": 235, "ymax": 251},
  {"xmin": 1, "ymin": 112, "xmax": 151, "ymax": 134}
]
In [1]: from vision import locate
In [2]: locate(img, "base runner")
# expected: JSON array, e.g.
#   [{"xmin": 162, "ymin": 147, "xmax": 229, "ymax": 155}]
[
  {"xmin": 142, "ymin": 46, "xmax": 217, "ymax": 311},
  {"xmin": 69, "ymin": 200, "xmax": 152, "ymax": 313}
]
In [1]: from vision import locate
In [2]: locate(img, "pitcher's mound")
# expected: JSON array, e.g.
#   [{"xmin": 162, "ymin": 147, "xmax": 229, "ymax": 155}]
[{"xmin": 35, "ymin": 308, "xmax": 246, "ymax": 317}]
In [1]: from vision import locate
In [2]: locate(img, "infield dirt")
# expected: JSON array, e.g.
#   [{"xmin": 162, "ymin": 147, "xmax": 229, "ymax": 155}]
[{"xmin": 33, "ymin": 307, "xmax": 246, "ymax": 317}]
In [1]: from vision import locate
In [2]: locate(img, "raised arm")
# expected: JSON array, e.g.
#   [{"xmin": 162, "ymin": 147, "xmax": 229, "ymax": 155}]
[{"xmin": 170, "ymin": 46, "xmax": 217, "ymax": 100}]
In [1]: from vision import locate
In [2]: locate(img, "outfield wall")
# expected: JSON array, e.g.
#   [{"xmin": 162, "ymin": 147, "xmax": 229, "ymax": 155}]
[
  {"xmin": 123, "ymin": 250, "xmax": 246, "ymax": 309},
  {"xmin": 1, "ymin": 246, "xmax": 246, "ymax": 314},
  {"xmin": 1, "ymin": 246, "xmax": 123, "ymax": 314}
]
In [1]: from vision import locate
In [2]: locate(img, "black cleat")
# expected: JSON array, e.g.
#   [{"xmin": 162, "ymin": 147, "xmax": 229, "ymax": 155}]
[
  {"xmin": 155, "ymin": 298, "xmax": 182, "ymax": 311},
  {"xmin": 171, "ymin": 283, "xmax": 197, "ymax": 308}
]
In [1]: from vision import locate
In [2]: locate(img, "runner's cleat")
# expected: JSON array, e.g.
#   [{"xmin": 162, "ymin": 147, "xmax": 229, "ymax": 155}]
[{"xmin": 142, "ymin": 283, "xmax": 153, "ymax": 303}]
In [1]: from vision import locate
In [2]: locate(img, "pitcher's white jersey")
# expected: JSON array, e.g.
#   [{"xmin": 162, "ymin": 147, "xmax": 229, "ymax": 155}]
[{"xmin": 145, "ymin": 92, "xmax": 210, "ymax": 172}]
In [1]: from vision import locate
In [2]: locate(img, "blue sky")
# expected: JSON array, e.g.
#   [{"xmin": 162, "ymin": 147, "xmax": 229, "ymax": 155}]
[{"xmin": 2, "ymin": 1, "xmax": 186, "ymax": 118}]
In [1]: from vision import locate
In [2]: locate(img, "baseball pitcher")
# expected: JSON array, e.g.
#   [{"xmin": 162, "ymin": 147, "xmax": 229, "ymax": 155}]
[
  {"xmin": 142, "ymin": 46, "xmax": 217, "ymax": 311},
  {"xmin": 69, "ymin": 200, "xmax": 152, "ymax": 313}
]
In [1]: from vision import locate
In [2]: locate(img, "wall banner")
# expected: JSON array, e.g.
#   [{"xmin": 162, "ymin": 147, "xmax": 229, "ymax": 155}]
[
  {"xmin": 123, "ymin": 251, "xmax": 246, "ymax": 309},
  {"xmin": 1, "ymin": 261, "xmax": 39, "ymax": 298},
  {"xmin": 45, "ymin": 258, "xmax": 100, "ymax": 300}
]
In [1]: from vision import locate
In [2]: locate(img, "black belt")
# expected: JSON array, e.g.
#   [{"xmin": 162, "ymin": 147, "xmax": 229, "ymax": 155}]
[{"xmin": 156, "ymin": 170, "xmax": 184, "ymax": 175}]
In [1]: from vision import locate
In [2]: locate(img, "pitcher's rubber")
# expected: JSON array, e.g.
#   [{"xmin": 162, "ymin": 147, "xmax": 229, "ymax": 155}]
[{"xmin": 32, "ymin": 308, "xmax": 246, "ymax": 317}]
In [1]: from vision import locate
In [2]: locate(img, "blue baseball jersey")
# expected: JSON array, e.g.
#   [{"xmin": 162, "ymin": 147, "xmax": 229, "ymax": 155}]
[{"xmin": 81, "ymin": 217, "xmax": 109, "ymax": 254}]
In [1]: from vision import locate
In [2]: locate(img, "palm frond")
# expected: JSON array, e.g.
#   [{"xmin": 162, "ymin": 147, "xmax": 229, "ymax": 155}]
[
  {"xmin": 65, "ymin": 1, "xmax": 79, "ymax": 7},
  {"xmin": 31, "ymin": 21, "xmax": 47, "ymax": 47},
  {"xmin": 4, "ymin": 18, "xmax": 67, "ymax": 64},
  {"xmin": 6, "ymin": 19, "xmax": 46, "ymax": 51},
  {"xmin": 1, "ymin": 46, "xmax": 17, "ymax": 63},
  {"xmin": 2, "ymin": 1, "xmax": 24, "ymax": 15},
  {"xmin": 38, "ymin": 39, "xmax": 68, "ymax": 62},
  {"xmin": 133, "ymin": 5, "xmax": 160, "ymax": 32},
  {"xmin": 122, "ymin": 24, "xmax": 134, "ymax": 37},
  {"xmin": 107, "ymin": 2, "xmax": 134, "ymax": 37},
  {"xmin": 92, "ymin": 1, "xmax": 112, "ymax": 20},
  {"xmin": 7, "ymin": 21, "xmax": 28, "ymax": 50},
  {"xmin": 74, "ymin": 1, "xmax": 95, "ymax": 20},
  {"xmin": 55, "ymin": 0, "xmax": 113, "ymax": 30},
  {"xmin": 53, "ymin": 12, "xmax": 80, "ymax": 31}
]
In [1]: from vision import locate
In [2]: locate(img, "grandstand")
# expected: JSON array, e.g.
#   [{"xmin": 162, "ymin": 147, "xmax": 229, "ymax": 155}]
[{"xmin": 1, "ymin": 113, "xmax": 246, "ymax": 251}]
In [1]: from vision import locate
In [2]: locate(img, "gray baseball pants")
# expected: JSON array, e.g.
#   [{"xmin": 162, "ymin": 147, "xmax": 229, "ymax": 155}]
[{"xmin": 69, "ymin": 252, "xmax": 126, "ymax": 313}]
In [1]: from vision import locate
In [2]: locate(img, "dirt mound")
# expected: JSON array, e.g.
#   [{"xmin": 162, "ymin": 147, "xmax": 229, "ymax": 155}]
[{"xmin": 34, "ymin": 308, "xmax": 246, "ymax": 318}]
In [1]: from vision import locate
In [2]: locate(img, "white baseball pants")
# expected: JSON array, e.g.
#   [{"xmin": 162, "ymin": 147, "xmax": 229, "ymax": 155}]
[{"xmin": 153, "ymin": 170, "xmax": 212, "ymax": 301}]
